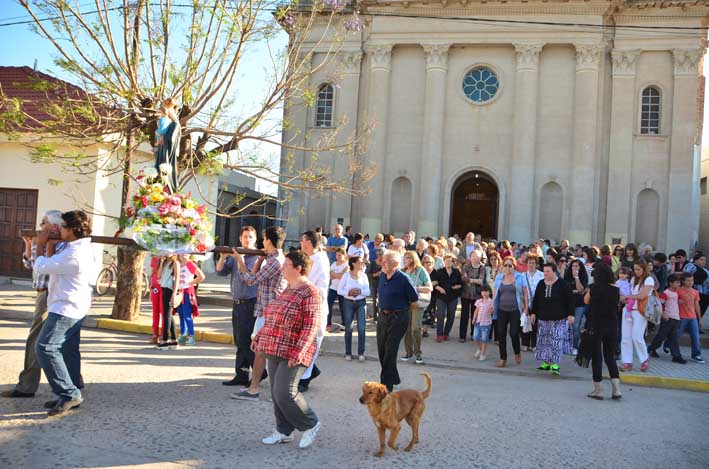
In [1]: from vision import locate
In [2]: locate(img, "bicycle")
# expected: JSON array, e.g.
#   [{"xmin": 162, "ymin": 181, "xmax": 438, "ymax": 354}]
[{"xmin": 95, "ymin": 250, "xmax": 149, "ymax": 297}]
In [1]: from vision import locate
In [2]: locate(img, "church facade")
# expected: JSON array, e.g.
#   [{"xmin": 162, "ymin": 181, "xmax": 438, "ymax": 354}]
[{"xmin": 280, "ymin": 1, "xmax": 708, "ymax": 251}]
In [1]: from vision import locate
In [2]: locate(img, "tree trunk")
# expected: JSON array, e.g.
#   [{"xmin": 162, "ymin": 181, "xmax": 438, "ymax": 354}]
[
  {"xmin": 111, "ymin": 119, "xmax": 143, "ymax": 321},
  {"xmin": 111, "ymin": 246, "xmax": 146, "ymax": 321}
]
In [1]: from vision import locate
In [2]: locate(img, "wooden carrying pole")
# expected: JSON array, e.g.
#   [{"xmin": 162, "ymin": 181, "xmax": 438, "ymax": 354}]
[{"xmin": 20, "ymin": 230, "xmax": 266, "ymax": 256}]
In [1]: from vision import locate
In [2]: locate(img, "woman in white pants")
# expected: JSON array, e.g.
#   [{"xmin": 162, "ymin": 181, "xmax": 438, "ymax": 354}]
[{"xmin": 620, "ymin": 260, "xmax": 654, "ymax": 372}]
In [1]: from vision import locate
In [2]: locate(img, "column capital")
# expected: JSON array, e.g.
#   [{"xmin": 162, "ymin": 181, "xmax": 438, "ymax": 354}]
[
  {"xmin": 422, "ymin": 43, "xmax": 451, "ymax": 71},
  {"xmin": 513, "ymin": 42, "xmax": 544, "ymax": 71},
  {"xmin": 672, "ymin": 48, "xmax": 704, "ymax": 76},
  {"xmin": 340, "ymin": 51, "xmax": 363, "ymax": 75},
  {"xmin": 574, "ymin": 43, "xmax": 606, "ymax": 72},
  {"xmin": 365, "ymin": 43, "xmax": 394, "ymax": 71},
  {"xmin": 610, "ymin": 49, "xmax": 641, "ymax": 77}
]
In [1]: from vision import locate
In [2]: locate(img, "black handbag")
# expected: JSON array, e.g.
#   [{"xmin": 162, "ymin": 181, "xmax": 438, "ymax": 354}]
[{"xmin": 575, "ymin": 328, "xmax": 595, "ymax": 368}]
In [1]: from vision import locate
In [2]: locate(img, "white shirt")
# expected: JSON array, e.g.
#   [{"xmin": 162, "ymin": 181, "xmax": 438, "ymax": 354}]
[
  {"xmin": 329, "ymin": 261, "xmax": 349, "ymax": 290},
  {"xmin": 525, "ymin": 270, "xmax": 544, "ymax": 302},
  {"xmin": 308, "ymin": 251, "xmax": 330, "ymax": 332},
  {"xmin": 337, "ymin": 270, "xmax": 371, "ymax": 300},
  {"xmin": 347, "ymin": 243, "xmax": 369, "ymax": 261},
  {"xmin": 34, "ymin": 237, "xmax": 94, "ymax": 320}
]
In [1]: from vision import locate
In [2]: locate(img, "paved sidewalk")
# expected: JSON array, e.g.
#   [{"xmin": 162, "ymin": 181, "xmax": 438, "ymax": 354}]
[{"xmin": 1, "ymin": 282, "xmax": 708, "ymax": 392}]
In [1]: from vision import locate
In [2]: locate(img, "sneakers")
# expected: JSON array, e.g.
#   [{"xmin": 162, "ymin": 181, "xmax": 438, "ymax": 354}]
[
  {"xmin": 415, "ymin": 354, "xmax": 423, "ymax": 364},
  {"xmin": 47, "ymin": 397, "xmax": 83, "ymax": 417},
  {"xmin": 436, "ymin": 336, "xmax": 443, "ymax": 343},
  {"xmin": 155, "ymin": 342, "xmax": 169, "ymax": 350},
  {"xmin": 299, "ymin": 421, "xmax": 321, "ymax": 449},
  {"xmin": 672, "ymin": 357, "xmax": 688, "ymax": 364},
  {"xmin": 692, "ymin": 356, "xmax": 706, "ymax": 364},
  {"xmin": 648, "ymin": 349, "xmax": 660, "ymax": 358},
  {"xmin": 474, "ymin": 350, "xmax": 481, "ymax": 358},
  {"xmin": 185, "ymin": 336, "xmax": 196, "ymax": 346},
  {"xmin": 400, "ymin": 354, "xmax": 412, "ymax": 362},
  {"xmin": 167, "ymin": 341, "xmax": 178, "ymax": 350},
  {"xmin": 550, "ymin": 364, "xmax": 560, "ymax": 375},
  {"xmin": 262, "ymin": 430, "xmax": 294, "ymax": 445},
  {"xmin": 326, "ymin": 324, "xmax": 332, "ymax": 333},
  {"xmin": 443, "ymin": 335, "xmax": 449, "ymax": 341},
  {"xmin": 177, "ymin": 335, "xmax": 188, "ymax": 345},
  {"xmin": 231, "ymin": 389, "xmax": 259, "ymax": 401},
  {"xmin": 358, "ymin": 355, "xmax": 366, "ymax": 362},
  {"xmin": 537, "ymin": 362, "xmax": 551, "ymax": 371},
  {"xmin": 345, "ymin": 355, "xmax": 352, "ymax": 361},
  {"xmin": 223, "ymin": 376, "xmax": 250, "ymax": 386},
  {"xmin": 479, "ymin": 354, "xmax": 486, "ymax": 361},
  {"xmin": 571, "ymin": 348, "xmax": 578, "ymax": 356}
]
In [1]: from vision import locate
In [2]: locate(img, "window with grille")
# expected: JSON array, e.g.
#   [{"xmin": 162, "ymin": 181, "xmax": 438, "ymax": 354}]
[
  {"xmin": 315, "ymin": 84, "xmax": 334, "ymax": 127},
  {"xmin": 640, "ymin": 86, "xmax": 661, "ymax": 135}
]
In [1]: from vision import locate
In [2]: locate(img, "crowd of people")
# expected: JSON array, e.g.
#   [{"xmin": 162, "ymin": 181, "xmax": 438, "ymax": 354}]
[{"xmin": 4, "ymin": 213, "xmax": 708, "ymax": 442}]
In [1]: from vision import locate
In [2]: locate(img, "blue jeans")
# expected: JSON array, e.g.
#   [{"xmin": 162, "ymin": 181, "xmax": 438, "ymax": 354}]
[
  {"xmin": 678, "ymin": 318, "xmax": 702, "ymax": 358},
  {"xmin": 178, "ymin": 298, "xmax": 194, "ymax": 336},
  {"xmin": 342, "ymin": 298, "xmax": 366, "ymax": 356},
  {"xmin": 327, "ymin": 288, "xmax": 344, "ymax": 326},
  {"xmin": 436, "ymin": 298, "xmax": 458, "ymax": 337},
  {"xmin": 35, "ymin": 313, "xmax": 84, "ymax": 401},
  {"xmin": 572, "ymin": 306, "xmax": 586, "ymax": 349}
]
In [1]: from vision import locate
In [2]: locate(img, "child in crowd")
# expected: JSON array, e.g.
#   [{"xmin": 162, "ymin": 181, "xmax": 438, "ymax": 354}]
[
  {"xmin": 677, "ymin": 273, "xmax": 705, "ymax": 363},
  {"xmin": 615, "ymin": 267, "xmax": 633, "ymax": 358},
  {"xmin": 647, "ymin": 273, "xmax": 686, "ymax": 363},
  {"xmin": 327, "ymin": 248, "xmax": 348, "ymax": 332},
  {"xmin": 174, "ymin": 254, "xmax": 205, "ymax": 346},
  {"xmin": 472, "ymin": 284, "xmax": 494, "ymax": 361},
  {"xmin": 149, "ymin": 255, "xmax": 163, "ymax": 344}
]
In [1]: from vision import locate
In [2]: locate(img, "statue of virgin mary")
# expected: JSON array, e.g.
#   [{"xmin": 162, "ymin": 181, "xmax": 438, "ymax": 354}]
[{"xmin": 154, "ymin": 97, "xmax": 180, "ymax": 191}]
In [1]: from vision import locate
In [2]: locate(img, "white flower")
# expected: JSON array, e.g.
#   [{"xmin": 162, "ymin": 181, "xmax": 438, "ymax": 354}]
[{"xmin": 159, "ymin": 163, "xmax": 173, "ymax": 175}]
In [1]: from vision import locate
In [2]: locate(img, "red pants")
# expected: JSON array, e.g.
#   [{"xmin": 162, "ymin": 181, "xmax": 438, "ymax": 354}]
[{"xmin": 151, "ymin": 285, "xmax": 163, "ymax": 337}]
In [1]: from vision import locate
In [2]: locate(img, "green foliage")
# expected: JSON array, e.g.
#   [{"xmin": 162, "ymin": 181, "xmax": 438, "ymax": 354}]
[
  {"xmin": 30, "ymin": 143, "xmax": 58, "ymax": 163},
  {"xmin": 0, "ymin": 97, "xmax": 26, "ymax": 131},
  {"xmin": 47, "ymin": 178, "xmax": 63, "ymax": 186}
]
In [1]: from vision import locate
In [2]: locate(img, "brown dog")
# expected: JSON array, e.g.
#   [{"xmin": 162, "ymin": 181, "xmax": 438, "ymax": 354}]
[{"xmin": 359, "ymin": 373, "xmax": 432, "ymax": 457}]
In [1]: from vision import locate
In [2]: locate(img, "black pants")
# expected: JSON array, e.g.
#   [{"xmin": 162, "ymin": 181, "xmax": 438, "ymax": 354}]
[
  {"xmin": 161, "ymin": 287, "xmax": 176, "ymax": 342},
  {"xmin": 376, "ymin": 310, "xmax": 408, "ymax": 392},
  {"xmin": 592, "ymin": 326, "xmax": 619, "ymax": 382},
  {"xmin": 496, "ymin": 309, "xmax": 521, "ymax": 360},
  {"xmin": 700, "ymin": 293, "xmax": 709, "ymax": 320},
  {"xmin": 436, "ymin": 298, "xmax": 458, "ymax": 337},
  {"xmin": 232, "ymin": 300, "xmax": 257, "ymax": 379},
  {"xmin": 649, "ymin": 318, "xmax": 681, "ymax": 359},
  {"xmin": 460, "ymin": 298, "xmax": 475, "ymax": 339}
]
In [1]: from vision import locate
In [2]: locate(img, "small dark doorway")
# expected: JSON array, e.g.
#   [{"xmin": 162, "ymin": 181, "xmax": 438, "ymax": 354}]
[
  {"xmin": 0, "ymin": 188, "xmax": 38, "ymax": 277},
  {"xmin": 449, "ymin": 172, "xmax": 499, "ymax": 239}
]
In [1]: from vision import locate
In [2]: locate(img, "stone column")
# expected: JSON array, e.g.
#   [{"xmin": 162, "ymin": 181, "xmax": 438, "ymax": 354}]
[
  {"xmin": 417, "ymin": 43, "xmax": 450, "ymax": 238},
  {"xmin": 605, "ymin": 49, "xmax": 640, "ymax": 245},
  {"xmin": 667, "ymin": 48, "xmax": 704, "ymax": 250},
  {"xmin": 508, "ymin": 42, "xmax": 543, "ymax": 243},
  {"xmin": 568, "ymin": 43, "xmax": 605, "ymax": 245},
  {"xmin": 280, "ymin": 53, "xmax": 312, "ymax": 240},
  {"xmin": 359, "ymin": 43, "xmax": 393, "ymax": 236},
  {"xmin": 328, "ymin": 50, "xmax": 362, "ymax": 230}
]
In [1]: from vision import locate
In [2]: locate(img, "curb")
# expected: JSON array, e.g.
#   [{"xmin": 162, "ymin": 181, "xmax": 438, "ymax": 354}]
[{"xmin": 3, "ymin": 310, "xmax": 708, "ymax": 393}]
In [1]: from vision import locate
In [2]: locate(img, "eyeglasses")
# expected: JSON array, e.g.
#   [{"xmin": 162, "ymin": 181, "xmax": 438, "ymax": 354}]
[{"xmin": 503, "ymin": 264, "xmax": 513, "ymax": 268}]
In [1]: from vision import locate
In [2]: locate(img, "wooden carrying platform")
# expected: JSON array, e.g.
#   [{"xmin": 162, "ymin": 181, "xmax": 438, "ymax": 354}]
[{"xmin": 20, "ymin": 230, "xmax": 266, "ymax": 256}]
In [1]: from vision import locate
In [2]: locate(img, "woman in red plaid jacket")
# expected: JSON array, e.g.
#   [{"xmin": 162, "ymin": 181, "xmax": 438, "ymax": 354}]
[{"xmin": 253, "ymin": 250, "xmax": 323, "ymax": 449}]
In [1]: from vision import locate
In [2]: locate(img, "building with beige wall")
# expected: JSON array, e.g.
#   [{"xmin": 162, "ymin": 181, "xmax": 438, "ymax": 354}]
[{"xmin": 281, "ymin": 1, "xmax": 708, "ymax": 252}]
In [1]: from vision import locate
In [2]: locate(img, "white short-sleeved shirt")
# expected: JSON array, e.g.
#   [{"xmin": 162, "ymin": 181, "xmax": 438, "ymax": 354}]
[
  {"xmin": 330, "ymin": 261, "xmax": 349, "ymax": 290},
  {"xmin": 630, "ymin": 276, "xmax": 655, "ymax": 312}
]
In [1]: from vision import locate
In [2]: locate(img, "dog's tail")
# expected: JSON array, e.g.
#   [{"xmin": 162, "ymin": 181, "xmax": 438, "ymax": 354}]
[{"xmin": 420, "ymin": 373, "xmax": 432, "ymax": 399}]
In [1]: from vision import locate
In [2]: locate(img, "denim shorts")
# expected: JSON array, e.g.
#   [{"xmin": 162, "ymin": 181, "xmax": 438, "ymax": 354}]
[{"xmin": 473, "ymin": 324, "xmax": 491, "ymax": 343}]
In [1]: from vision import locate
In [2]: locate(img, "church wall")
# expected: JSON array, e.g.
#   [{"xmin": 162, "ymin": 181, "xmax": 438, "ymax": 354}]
[
  {"xmin": 630, "ymin": 51, "xmax": 673, "ymax": 249},
  {"xmin": 384, "ymin": 45, "xmax": 426, "ymax": 233},
  {"xmin": 441, "ymin": 44, "xmax": 516, "ymax": 236},
  {"xmin": 534, "ymin": 44, "xmax": 576, "ymax": 241}
]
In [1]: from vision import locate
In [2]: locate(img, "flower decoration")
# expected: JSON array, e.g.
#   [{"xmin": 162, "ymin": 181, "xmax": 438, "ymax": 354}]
[{"xmin": 122, "ymin": 169, "xmax": 214, "ymax": 255}]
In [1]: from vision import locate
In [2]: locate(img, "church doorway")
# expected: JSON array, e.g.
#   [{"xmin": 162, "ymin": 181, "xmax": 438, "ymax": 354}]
[{"xmin": 449, "ymin": 171, "xmax": 499, "ymax": 239}]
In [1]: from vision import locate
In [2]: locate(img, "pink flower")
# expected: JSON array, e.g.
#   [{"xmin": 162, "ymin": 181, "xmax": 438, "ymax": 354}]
[{"xmin": 158, "ymin": 204, "xmax": 169, "ymax": 215}]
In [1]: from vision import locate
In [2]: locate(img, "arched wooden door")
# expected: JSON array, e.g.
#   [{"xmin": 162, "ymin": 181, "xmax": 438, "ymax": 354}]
[{"xmin": 449, "ymin": 172, "xmax": 498, "ymax": 239}]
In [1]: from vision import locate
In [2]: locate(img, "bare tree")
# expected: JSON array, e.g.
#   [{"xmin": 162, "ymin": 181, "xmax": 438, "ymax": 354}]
[{"xmin": 1, "ymin": 0, "xmax": 370, "ymax": 320}]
